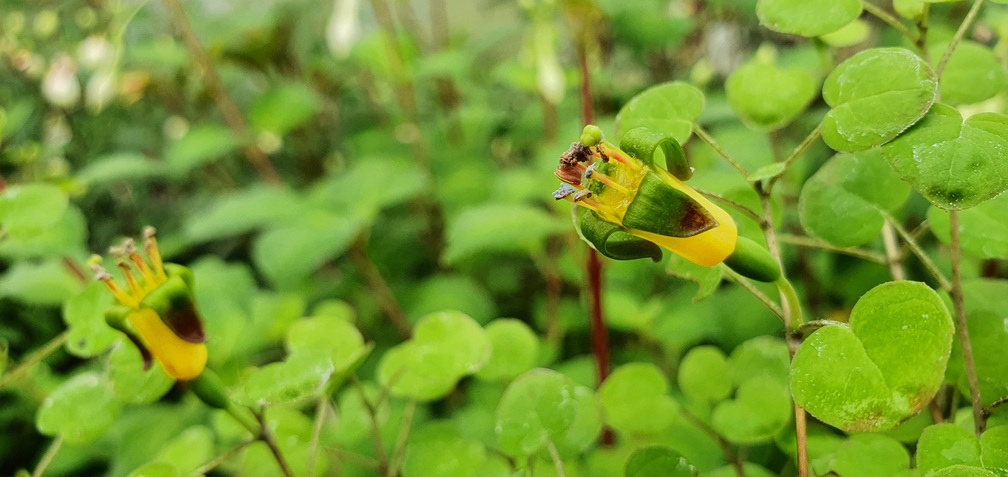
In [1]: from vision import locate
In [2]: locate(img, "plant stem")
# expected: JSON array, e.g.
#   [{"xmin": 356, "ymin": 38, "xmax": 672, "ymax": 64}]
[
  {"xmin": 680, "ymin": 408, "xmax": 744, "ymax": 476},
  {"xmin": 160, "ymin": 0, "xmax": 282, "ymax": 184},
  {"xmin": 0, "ymin": 331, "xmax": 68, "ymax": 391},
  {"xmin": 693, "ymin": 125, "xmax": 750, "ymax": 178},
  {"xmin": 31, "ymin": 436, "xmax": 62, "ymax": 477},
  {"xmin": 881, "ymin": 211, "xmax": 952, "ymax": 290},
  {"xmin": 192, "ymin": 439, "xmax": 255, "ymax": 475},
  {"xmin": 949, "ymin": 210, "xmax": 986, "ymax": 434},
  {"xmin": 936, "ymin": 0, "xmax": 985, "ymax": 81},
  {"xmin": 776, "ymin": 277, "xmax": 804, "ymax": 332},
  {"xmin": 792, "ymin": 404, "xmax": 810, "ymax": 477},
  {"xmin": 307, "ymin": 399, "xmax": 330, "ymax": 477},
  {"xmin": 354, "ymin": 379, "xmax": 389, "ymax": 470},
  {"xmin": 777, "ymin": 234, "xmax": 887, "ymax": 264},
  {"xmin": 916, "ymin": 4, "xmax": 931, "ymax": 63},
  {"xmin": 882, "ymin": 221, "xmax": 906, "ymax": 280},
  {"xmin": 768, "ymin": 124, "xmax": 822, "ymax": 190},
  {"xmin": 546, "ymin": 440, "xmax": 567, "ymax": 477},
  {"xmin": 386, "ymin": 400, "xmax": 417, "ymax": 477},
  {"xmin": 255, "ymin": 410, "xmax": 296, "ymax": 477},
  {"xmin": 695, "ymin": 188, "xmax": 763, "ymax": 225},
  {"xmin": 349, "ymin": 237, "xmax": 412, "ymax": 339},
  {"xmin": 722, "ymin": 266, "xmax": 784, "ymax": 321},
  {"xmin": 863, "ymin": 2, "xmax": 919, "ymax": 43}
]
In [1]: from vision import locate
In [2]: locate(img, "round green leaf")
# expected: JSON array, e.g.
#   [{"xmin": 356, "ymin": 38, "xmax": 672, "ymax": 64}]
[
  {"xmin": 476, "ymin": 319, "xmax": 540, "ymax": 382},
  {"xmin": 0, "ymin": 183, "xmax": 68, "ymax": 232},
  {"xmin": 678, "ymin": 346, "xmax": 732, "ymax": 405},
  {"xmin": 615, "ymin": 82, "xmax": 705, "ymax": 144},
  {"xmin": 0, "ymin": 259, "xmax": 83, "ymax": 306},
  {"xmin": 798, "ymin": 150, "xmax": 911, "ymax": 246},
  {"xmin": 286, "ymin": 315, "xmax": 365, "ymax": 373},
  {"xmin": 36, "ymin": 372, "xmax": 121, "ymax": 444},
  {"xmin": 729, "ymin": 336, "xmax": 790, "ymax": 387},
  {"xmin": 309, "ymin": 157, "xmax": 429, "ymax": 221},
  {"xmin": 757, "ymin": 0, "xmax": 862, "ymax": 37},
  {"xmin": 108, "ymin": 341, "xmax": 174, "ymax": 404},
  {"xmin": 154, "ymin": 426, "xmax": 215, "ymax": 475},
  {"xmin": 625, "ymin": 446, "xmax": 696, "ymax": 477},
  {"xmin": 495, "ymin": 368, "xmax": 578, "ymax": 457},
  {"xmin": 62, "ymin": 281, "xmax": 119, "ymax": 358},
  {"xmin": 711, "ymin": 375, "xmax": 791, "ymax": 444},
  {"xmin": 826, "ymin": 434, "xmax": 911, "ymax": 477},
  {"xmin": 241, "ymin": 350, "xmax": 336, "ymax": 406},
  {"xmin": 945, "ymin": 280, "xmax": 1008, "ymax": 407},
  {"xmin": 184, "ymin": 185, "xmax": 305, "ymax": 242},
  {"xmin": 917, "ymin": 423, "xmax": 981, "ymax": 474},
  {"xmin": 820, "ymin": 19, "xmax": 870, "ymax": 47},
  {"xmin": 77, "ymin": 152, "xmax": 170, "ymax": 187},
  {"xmin": 726, "ymin": 59, "xmax": 817, "ymax": 131},
  {"xmin": 821, "ymin": 48, "xmax": 937, "ymax": 152},
  {"xmin": 404, "ymin": 275, "xmax": 497, "ymax": 325},
  {"xmin": 252, "ymin": 213, "xmax": 363, "ymax": 289},
  {"xmin": 981, "ymin": 425, "xmax": 1008, "ymax": 471},
  {"xmin": 791, "ymin": 281, "xmax": 953, "ymax": 432},
  {"xmin": 926, "ymin": 192, "xmax": 1008, "ymax": 259},
  {"xmin": 598, "ymin": 362, "xmax": 679, "ymax": 435},
  {"xmin": 0, "ymin": 204, "xmax": 87, "ymax": 259},
  {"xmin": 549, "ymin": 384, "xmax": 603, "ymax": 458},
  {"xmin": 704, "ymin": 463, "xmax": 777, "ymax": 477},
  {"xmin": 443, "ymin": 203, "xmax": 567, "ymax": 265},
  {"xmin": 881, "ymin": 104, "xmax": 1008, "ymax": 210},
  {"xmin": 935, "ymin": 41, "xmax": 1008, "ymax": 105},
  {"xmin": 402, "ymin": 421, "xmax": 486, "ymax": 477}
]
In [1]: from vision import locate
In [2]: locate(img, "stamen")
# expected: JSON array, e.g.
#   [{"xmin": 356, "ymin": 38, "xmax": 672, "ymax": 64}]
[
  {"xmin": 573, "ymin": 189, "xmax": 593, "ymax": 202},
  {"xmin": 89, "ymin": 258, "xmax": 137, "ymax": 307},
  {"xmin": 117, "ymin": 259, "xmax": 140, "ymax": 295},
  {"xmin": 552, "ymin": 184, "xmax": 578, "ymax": 200},
  {"xmin": 554, "ymin": 163, "xmax": 583, "ymax": 186},
  {"xmin": 585, "ymin": 167, "xmax": 632, "ymax": 195},
  {"xmin": 124, "ymin": 238, "xmax": 154, "ymax": 283},
  {"xmin": 143, "ymin": 226, "xmax": 166, "ymax": 279},
  {"xmin": 596, "ymin": 142, "xmax": 642, "ymax": 171}
]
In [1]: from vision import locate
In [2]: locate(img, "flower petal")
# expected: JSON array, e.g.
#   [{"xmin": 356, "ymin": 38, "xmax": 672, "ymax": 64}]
[{"xmin": 128, "ymin": 308, "xmax": 207, "ymax": 381}]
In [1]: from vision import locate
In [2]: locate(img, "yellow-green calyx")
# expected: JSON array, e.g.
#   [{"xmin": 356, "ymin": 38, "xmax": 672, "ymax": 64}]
[
  {"xmin": 89, "ymin": 227, "xmax": 207, "ymax": 381},
  {"xmin": 554, "ymin": 125, "xmax": 738, "ymax": 267}
]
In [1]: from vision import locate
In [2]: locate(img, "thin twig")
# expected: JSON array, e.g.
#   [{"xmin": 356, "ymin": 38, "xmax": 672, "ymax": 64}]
[
  {"xmin": 694, "ymin": 125, "xmax": 750, "ymax": 178},
  {"xmin": 256, "ymin": 410, "xmax": 296, "ymax": 477},
  {"xmin": 881, "ymin": 221, "xmax": 906, "ymax": 280},
  {"xmin": 916, "ymin": 4, "xmax": 931, "ymax": 62},
  {"xmin": 881, "ymin": 211, "xmax": 952, "ymax": 290},
  {"xmin": 353, "ymin": 379, "xmax": 389, "ymax": 469},
  {"xmin": 777, "ymin": 234, "xmax": 887, "ymax": 264},
  {"xmin": 950, "ymin": 210, "xmax": 986, "ymax": 434},
  {"xmin": 349, "ymin": 238, "xmax": 412, "ymax": 339},
  {"xmin": 386, "ymin": 400, "xmax": 417, "ymax": 477},
  {"xmin": 681, "ymin": 409, "xmax": 744, "ymax": 476},
  {"xmin": 160, "ymin": 0, "xmax": 282, "ymax": 184},
  {"xmin": 767, "ymin": 124, "xmax": 822, "ymax": 190},
  {"xmin": 0, "ymin": 332, "xmax": 68, "ymax": 391},
  {"xmin": 695, "ymin": 189, "xmax": 763, "ymax": 225},
  {"xmin": 192, "ymin": 439, "xmax": 256, "ymax": 475},
  {"xmin": 307, "ymin": 399, "xmax": 330, "ymax": 477},
  {"xmin": 936, "ymin": 0, "xmax": 985, "ymax": 81},
  {"xmin": 722, "ymin": 266, "xmax": 784, "ymax": 321},
  {"xmin": 863, "ymin": 2, "xmax": 919, "ymax": 43},
  {"xmin": 545, "ymin": 440, "xmax": 567, "ymax": 477},
  {"xmin": 31, "ymin": 436, "xmax": 63, "ymax": 477}
]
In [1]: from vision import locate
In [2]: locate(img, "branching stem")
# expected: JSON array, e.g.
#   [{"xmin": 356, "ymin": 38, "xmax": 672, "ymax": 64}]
[{"xmin": 694, "ymin": 125, "xmax": 750, "ymax": 178}]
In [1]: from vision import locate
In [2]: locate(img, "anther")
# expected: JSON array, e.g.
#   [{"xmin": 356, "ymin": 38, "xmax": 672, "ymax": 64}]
[
  {"xmin": 554, "ymin": 164, "xmax": 583, "ymax": 186},
  {"xmin": 573, "ymin": 189, "xmax": 593, "ymax": 202},
  {"xmin": 552, "ymin": 184, "xmax": 577, "ymax": 200}
]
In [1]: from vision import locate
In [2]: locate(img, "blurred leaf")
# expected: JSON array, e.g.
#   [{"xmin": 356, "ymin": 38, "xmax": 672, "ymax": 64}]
[
  {"xmin": 625, "ymin": 446, "xmax": 696, "ymax": 477},
  {"xmin": 932, "ymin": 466, "xmax": 998, "ymax": 477},
  {"xmin": 0, "ymin": 259, "xmax": 83, "ymax": 306},
  {"xmin": 495, "ymin": 368, "xmax": 577, "ymax": 457},
  {"xmin": 598, "ymin": 362, "xmax": 679, "ymax": 434},
  {"xmin": 711, "ymin": 375, "xmax": 791, "ymax": 444},
  {"xmin": 309, "ymin": 158, "xmax": 429, "ymax": 221},
  {"xmin": 791, "ymin": 281, "xmax": 952, "ymax": 432},
  {"xmin": 250, "ymin": 83, "xmax": 319, "ymax": 134},
  {"xmin": 667, "ymin": 254, "xmax": 722, "ymax": 301},
  {"xmin": 127, "ymin": 463, "xmax": 180, "ymax": 477},
  {"xmin": 917, "ymin": 423, "xmax": 981, "ymax": 473},
  {"xmin": 252, "ymin": 213, "xmax": 363, "ymax": 289},
  {"xmin": 825, "ymin": 434, "xmax": 911, "ymax": 477},
  {"xmin": 821, "ymin": 47, "xmax": 936, "ymax": 152},
  {"xmin": 241, "ymin": 349, "xmax": 335, "ymax": 406},
  {"xmin": 927, "ymin": 193, "xmax": 1008, "ymax": 259},
  {"xmin": 165, "ymin": 123, "xmax": 240, "ymax": 175},
  {"xmin": 76, "ymin": 152, "xmax": 170, "ymax": 187},
  {"xmin": 981, "ymin": 426, "xmax": 1008, "ymax": 471},
  {"xmin": 0, "ymin": 205, "xmax": 88, "ymax": 259},
  {"xmin": 62, "ymin": 282, "xmax": 118, "ymax": 358},
  {"xmin": 184, "ymin": 185, "xmax": 304, "ymax": 242},
  {"xmin": 443, "ymin": 203, "xmax": 566, "ymax": 265},
  {"xmin": 729, "ymin": 336, "xmax": 790, "ymax": 387},
  {"xmin": 0, "ymin": 183, "xmax": 68, "ymax": 232},
  {"xmin": 882, "ymin": 104, "xmax": 1008, "ymax": 210},
  {"xmin": 476, "ymin": 319, "xmax": 540, "ymax": 382},
  {"xmin": 757, "ymin": 0, "xmax": 862, "ymax": 36},
  {"xmin": 108, "ymin": 341, "xmax": 174, "ymax": 404},
  {"xmin": 616, "ymin": 82, "xmax": 705, "ymax": 144},
  {"xmin": 154, "ymin": 426, "xmax": 215, "ymax": 475},
  {"xmin": 402, "ymin": 421, "xmax": 486, "ymax": 477},
  {"xmin": 934, "ymin": 40, "xmax": 1008, "ymax": 105},
  {"xmin": 36, "ymin": 372, "xmax": 120, "ymax": 444},
  {"xmin": 819, "ymin": 19, "xmax": 870, "ymax": 46},
  {"xmin": 403, "ymin": 274, "xmax": 497, "ymax": 324},
  {"xmin": 678, "ymin": 346, "xmax": 731, "ymax": 405},
  {"xmin": 798, "ymin": 150, "xmax": 911, "ymax": 246},
  {"xmin": 726, "ymin": 59, "xmax": 817, "ymax": 131},
  {"xmin": 286, "ymin": 315, "xmax": 365, "ymax": 373}
]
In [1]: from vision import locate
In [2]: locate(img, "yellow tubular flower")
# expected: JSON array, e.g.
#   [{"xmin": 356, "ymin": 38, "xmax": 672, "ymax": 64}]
[{"xmin": 90, "ymin": 227, "xmax": 207, "ymax": 381}]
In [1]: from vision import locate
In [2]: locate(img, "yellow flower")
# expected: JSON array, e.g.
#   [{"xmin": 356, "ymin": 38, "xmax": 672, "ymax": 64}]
[
  {"xmin": 553, "ymin": 127, "xmax": 737, "ymax": 267},
  {"xmin": 89, "ymin": 227, "xmax": 207, "ymax": 381}
]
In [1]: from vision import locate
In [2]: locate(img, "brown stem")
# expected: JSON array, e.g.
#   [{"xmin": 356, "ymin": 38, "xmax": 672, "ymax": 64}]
[
  {"xmin": 349, "ymin": 238, "xmax": 412, "ymax": 339},
  {"xmin": 916, "ymin": 4, "xmax": 931, "ymax": 63},
  {"xmin": 355, "ymin": 379, "xmax": 389, "ymax": 472},
  {"xmin": 882, "ymin": 221, "xmax": 906, "ymax": 281},
  {"xmin": 160, "ymin": 0, "xmax": 281, "ymax": 184},
  {"xmin": 256, "ymin": 411, "xmax": 296, "ymax": 477},
  {"xmin": 950, "ymin": 210, "xmax": 985, "ymax": 434}
]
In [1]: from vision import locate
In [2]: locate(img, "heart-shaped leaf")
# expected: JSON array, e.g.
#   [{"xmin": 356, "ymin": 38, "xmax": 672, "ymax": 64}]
[
  {"xmin": 615, "ymin": 82, "xmax": 705, "ymax": 144},
  {"xmin": 756, "ymin": 0, "xmax": 862, "ymax": 36},
  {"xmin": 926, "ymin": 192, "xmax": 1008, "ymax": 259},
  {"xmin": 917, "ymin": 423, "xmax": 982, "ymax": 473},
  {"xmin": 598, "ymin": 362, "xmax": 679, "ymax": 435},
  {"xmin": 625, "ymin": 446, "xmax": 696, "ymax": 477},
  {"xmin": 791, "ymin": 281, "xmax": 952, "ymax": 432},
  {"xmin": 798, "ymin": 149, "xmax": 911, "ymax": 246},
  {"xmin": 934, "ymin": 40, "xmax": 1008, "ymax": 105},
  {"xmin": 711, "ymin": 375, "xmax": 792, "ymax": 444},
  {"xmin": 821, "ymin": 48, "xmax": 937, "ymax": 152},
  {"xmin": 882, "ymin": 104, "xmax": 1008, "ymax": 210},
  {"xmin": 726, "ymin": 59, "xmax": 817, "ymax": 131},
  {"xmin": 495, "ymin": 368, "xmax": 579, "ymax": 457}
]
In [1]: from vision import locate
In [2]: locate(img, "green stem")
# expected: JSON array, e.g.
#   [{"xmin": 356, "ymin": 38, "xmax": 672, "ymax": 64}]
[
  {"xmin": 777, "ymin": 234, "xmax": 887, "ymax": 264},
  {"xmin": 680, "ymin": 408, "xmax": 744, "ymax": 476},
  {"xmin": 192, "ymin": 440, "xmax": 255, "ymax": 475},
  {"xmin": 863, "ymin": 2, "xmax": 919, "ymax": 43},
  {"xmin": 255, "ymin": 410, "xmax": 296, "ymax": 477},
  {"xmin": 0, "ymin": 331, "xmax": 68, "ymax": 391},
  {"xmin": 546, "ymin": 440, "xmax": 567, "ymax": 477},
  {"xmin": 880, "ymin": 211, "xmax": 952, "ymax": 290},
  {"xmin": 307, "ymin": 399, "xmax": 329, "ymax": 477},
  {"xmin": 936, "ymin": 0, "xmax": 985, "ymax": 81},
  {"xmin": 693, "ymin": 125, "xmax": 750, "ymax": 178},
  {"xmin": 722, "ymin": 266, "xmax": 784, "ymax": 322},
  {"xmin": 225, "ymin": 402, "xmax": 261, "ymax": 436},
  {"xmin": 386, "ymin": 400, "xmax": 417, "ymax": 477},
  {"xmin": 768, "ymin": 124, "xmax": 822, "ymax": 190},
  {"xmin": 31, "ymin": 436, "xmax": 63, "ymax": 477},
  {"xmin": 776, "ymin": 277, "xmax": 804, "ymax": 332},
  {"xmin": 950, "ymin": 210, "xmax": 986, "ymax": 434}
]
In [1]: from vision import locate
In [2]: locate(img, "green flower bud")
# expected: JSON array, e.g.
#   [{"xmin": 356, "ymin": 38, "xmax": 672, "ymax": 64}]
[{"xmin": 723, "ymin": 236, "xmax": 782, "ymax": 283}]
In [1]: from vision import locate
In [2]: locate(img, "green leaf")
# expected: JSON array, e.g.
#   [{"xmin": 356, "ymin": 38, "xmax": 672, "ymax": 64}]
[
  {"xmin": 615, "ymin": 82, "xmax": 705, "ymax": 144},
  {"xmin": 403, "ymin": 274, "xmax": 497, "ymax": 325},
  {"xmin": 598, "ymin": 362, "xmax": 679, "ymax": 434},
  {"xmin": 241, "ymin": 349, "xmax": 335, "ymax": 406},
  {"xmin": 726, "ymin": 59, "xmax": 817, "ymax": 131},
  {"xmin": 495, "ymin": 368, "xmax": 578, "ymax": 457},
  {"xmin": 798, "ymin": 150, "xmax": 911, "ymax": 246},
  {"xmin": 729, "ymin": 336, "xmax": 790, "ymax": 387},
  {"xmin": 821, "ymin": 47, "xmax": 937, "ymax": 152},
  {"xmin": 76, "ymin": 152, "xmax": 170, "ymax": 187},
  {"xmin": 0, "ymin": 183, "xmax": 68, "ymax": 232},
  {"xmin": 826, "ymin": 434, "xmax": 911, "ymax": 477},
  {"xmin": 127, "ymin": 463, "xmax": 180, "ymax": 477},
  {"xmin": 711, "ymin": 375, "xmax": 791, "ymax": 444},
  {"xmin": 932, "ymin": 466, "xmax": 998, "ymax": 477},
  {"xmin": 549, "ymin": 384, "xmax": 603, "ymax": 458},
  {"xmin": 0, "ymin": 205, "xmax": 87, "ymax": 259},
  {"xmin": 625, "ymin": 446, "xmax": 696, "ymax": 477},
  {"xmin": 981, "ymin": 425, "xmax": 1008, "ymax": 472},
  {"xmin": 285, "ymin": 315, "xmax": 366, "ymax": 374},
  {"xmin": 476, "ymin": 319, "xmax": 540, "ymax": 382},
  {"xmin": 882, "ymin": 104, "xmax": 1008, "ymax": 210},
  {"xmin": 62, "ymin": 282, "xmax": 119, "ymax": 358},
  {"xmin": 927, "ymin": 193, "xmax": 1008, "ymax": 259},
  {"xmin": 252, "ymin": 213, "xmax": 363, "ymax": 289},
  {"xmin": 154, "ymin": 426, "xmax": 216, "ymax": 475},
  {"xmin": 934, "ymin": 41, "xmax": 1008, "ymax": 105},
  {"xmin": 443, "ymin": 203, "xmax": 567, "ymax": 265},
  {"xmin": 402, "ymin": 422, "xmax": 487, "ymax": 477},
  {"xmin": 678, "ymin": 346, "xmax": 731, "ymax": 405},
  {"xmin": 36, "ymin": 372, "xmax": 121, "ymax": 444},
  {"xmin": 249, "ymin": 83, "xmax": 319, "ymax": 134},
  {"xmin": 667, "ymin": 254, "xmax": 722, "ymax": 301},
  {"xmin": 309, "ymin": 157, "xmax": 429, "ymax": 221},
  {"xmin": 378, "ymin": 311, "xmax": 490, "ymax": 401},
  {"xmin": 819, "ymin": 19, "xmax": 870, "ymax": 47},
  {"xmin": 946, "ymin": 280, "xmax": 1008, "ymax": 407},
  {"xmin": 917, "ymin": 423, "xmax": 982, "ymax": 474},
  {"xmin": 184, "ymin": 185, "xmax": 304, "ymax": 242},
  {"xmin": 108, "ymin": 341, "xmax": 174, "ymax": 404},
  {"xmin": 0, "ymin": 259, "xmax": 83, "ymax": 306},
  {"xmin": 165, "ymin": 123, "xmax": 240, "ymax": 175},
  {"xmin": 790, "ymin": 281, "xmax": 953, "ymax": 432},
  {"xmin": 757, "ymin": 0, "xmax": 862, "ymax": 37}
]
